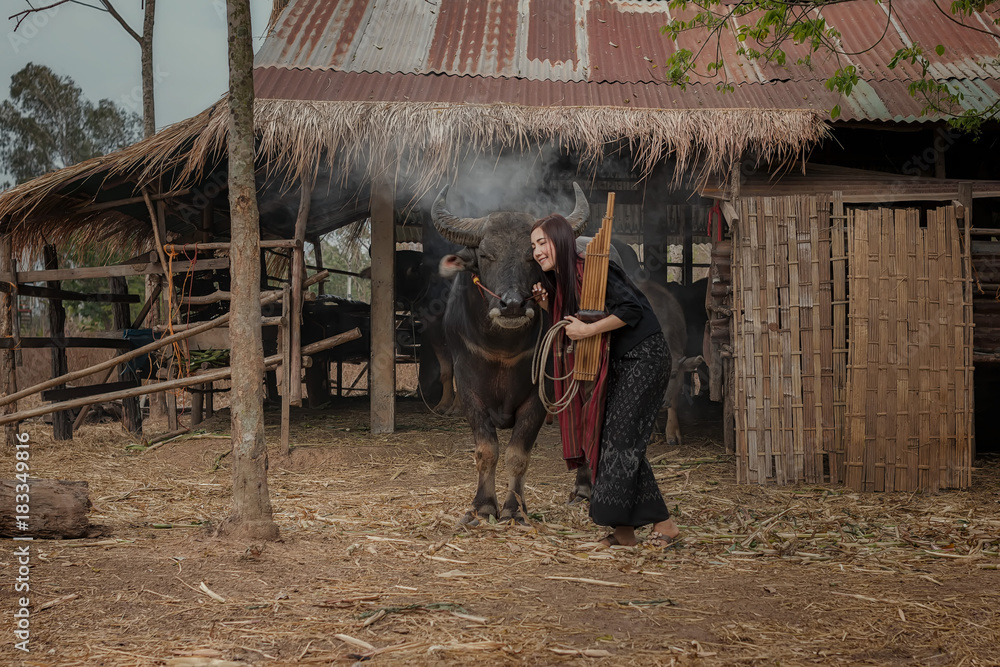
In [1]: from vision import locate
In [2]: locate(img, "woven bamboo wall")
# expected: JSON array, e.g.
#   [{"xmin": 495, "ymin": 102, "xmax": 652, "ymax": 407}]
[
  {"xmin": 733, "ymin": 195, "xmax": 845, "ymax": 484},
  {"xmin": 732, "ymin": 196, "xmax": 972, "ymax": 490},
  {"xmin": 844, "ymin": 206, "xmax": 973, "ymax": 491}
]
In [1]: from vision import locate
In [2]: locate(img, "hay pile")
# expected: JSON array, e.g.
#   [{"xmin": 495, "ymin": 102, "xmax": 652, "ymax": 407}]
[{"xmin": 1, "ymin": 401, "xmax": 998, "ymax": 666}]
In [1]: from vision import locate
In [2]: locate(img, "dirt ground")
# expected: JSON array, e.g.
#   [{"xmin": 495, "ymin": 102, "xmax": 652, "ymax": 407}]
[{"xmin": 1, "ymin": 397, "xmax": 999, "ymax": 666}]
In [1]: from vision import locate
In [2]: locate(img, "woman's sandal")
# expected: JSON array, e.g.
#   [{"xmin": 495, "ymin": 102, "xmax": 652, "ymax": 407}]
[
  {"xmin": 646, "ymin": 531, "xmax": 680, "ymax": 548},
  {"xmin": 599, "ymin": 533, "xmax": 621, "ymax": 547}
]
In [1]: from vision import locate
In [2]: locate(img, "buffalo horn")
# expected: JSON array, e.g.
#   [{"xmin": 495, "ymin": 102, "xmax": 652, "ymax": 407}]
[
  {"xmin": 565, "ymin": 182, "xmax": 590, "ymax": 236},
  {"xmin": 431, "ymin": 186, "xmax": 489, "ymax": 248}
]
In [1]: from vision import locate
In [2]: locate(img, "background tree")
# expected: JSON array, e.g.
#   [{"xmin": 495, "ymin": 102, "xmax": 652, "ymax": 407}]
[
  {"xmin": 661, "ymin": 0, "xmax": 1000, "ymax": 130},
  {"xmin": 0, "ymin": 63, "xmax": 140, "ymax": 188},
  {"xmin": 11, "ymin": 0, "xmax": 157, "ymax": 138}
]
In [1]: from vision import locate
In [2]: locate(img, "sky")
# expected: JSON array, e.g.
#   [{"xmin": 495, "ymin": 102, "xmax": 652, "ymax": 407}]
[{"xmin": 2, "ymin": 0, "xmax": 274, "ymax": 133}]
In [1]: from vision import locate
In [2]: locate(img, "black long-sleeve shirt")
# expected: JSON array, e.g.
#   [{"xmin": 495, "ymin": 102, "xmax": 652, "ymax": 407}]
[{"xmin": 602, "ymin": 262, "xmax": 662, "ymax": 359}]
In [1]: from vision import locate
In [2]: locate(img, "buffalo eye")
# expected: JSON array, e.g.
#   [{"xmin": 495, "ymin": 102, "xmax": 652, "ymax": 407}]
[{"xmin": 478, "ymin": 249, "xmax": 496, "ymax": 262}]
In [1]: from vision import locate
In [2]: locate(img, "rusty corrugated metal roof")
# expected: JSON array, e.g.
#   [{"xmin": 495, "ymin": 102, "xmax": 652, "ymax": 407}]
[{"xmin": 254, "ymin": 0, "xmax": 1000, "ymax": 122}]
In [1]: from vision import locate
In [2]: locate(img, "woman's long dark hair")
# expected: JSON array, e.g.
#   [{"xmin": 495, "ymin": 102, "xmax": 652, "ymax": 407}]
[{"xmin": 532, "ymin": 214, "xmax": 580, "ymax": 317}]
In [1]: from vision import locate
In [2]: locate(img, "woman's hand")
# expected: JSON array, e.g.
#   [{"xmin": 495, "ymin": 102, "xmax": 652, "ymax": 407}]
[
  {"xmin": 532, "ymin": 282, "xmax": 549, "ymax": 312},
  {"xmin": 562, "ymin": 315, "xmax": 592, "ymax": 340},
  {"xmin": 563, "ymin": 313, "xmax": 628, "ymax": 340}
]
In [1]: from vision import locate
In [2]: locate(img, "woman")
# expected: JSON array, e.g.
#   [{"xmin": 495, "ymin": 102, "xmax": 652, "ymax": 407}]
[{"xmin": 530, "ymin": 213, "xmax": 680, "ymax": 548}]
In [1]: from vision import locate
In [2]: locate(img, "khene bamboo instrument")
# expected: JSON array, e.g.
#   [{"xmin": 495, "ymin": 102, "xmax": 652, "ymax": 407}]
[{"xmin": 573, "ymin": 192, "xmax": 615, "ymax": 381}]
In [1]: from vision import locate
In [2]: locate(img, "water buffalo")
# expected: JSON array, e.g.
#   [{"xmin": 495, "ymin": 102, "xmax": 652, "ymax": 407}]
[{"xmin": 434, "ymin": 183, "xmax": 589, "ymax": 524}]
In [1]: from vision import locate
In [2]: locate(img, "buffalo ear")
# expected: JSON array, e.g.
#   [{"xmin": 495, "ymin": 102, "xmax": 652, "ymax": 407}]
[{"xmin": 439, "ymin": 252, "xmax": 474, "ymax": 278}]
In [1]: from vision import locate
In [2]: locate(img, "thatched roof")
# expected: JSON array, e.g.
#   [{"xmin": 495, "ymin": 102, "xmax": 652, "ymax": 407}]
[{"xmin": 0, "ymin": 98, "xmax": 828, "ymax": 252}]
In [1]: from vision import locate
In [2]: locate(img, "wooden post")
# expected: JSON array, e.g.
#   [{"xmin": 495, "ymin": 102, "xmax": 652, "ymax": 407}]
[
  {"xmin": 280, "ymin": 284, "xmax": 291, "ymax": 454},
  {"xmin": 682, "ymin": 208, "xmax": 693, "ymax": 286},
  {"xmin": 110, "ymin": 277, "xmax": 142, "ymax": 435},
  {"xmin": 165, "ymin": 360, "xmax": 179, "ymax": 432},
  {"xmin": 44, "ymin": 245, "xmax": 72, "ymax": 440},
  {"xmin": 289, "ymin": 180, "xmax": 312, "ymax": 407},
  {"xmin": 311, "ymin": 235, "xmax": 326, "ymax": 295},
  {"xmin": 0, "ymin": 234, "xmax": 17, "ymax": 447},
  {"xmin": 370, "ymin": 177, "xmax": 396, "ymax": 434},
  {"xmin": 959, "ymin": 182, "xmax": 975, "ymax": 461}
]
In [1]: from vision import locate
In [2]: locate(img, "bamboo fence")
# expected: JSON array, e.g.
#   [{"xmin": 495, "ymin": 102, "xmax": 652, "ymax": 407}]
[{"xmin": 732, "ymin": 196, "xmax": 972, "ymax": 491}]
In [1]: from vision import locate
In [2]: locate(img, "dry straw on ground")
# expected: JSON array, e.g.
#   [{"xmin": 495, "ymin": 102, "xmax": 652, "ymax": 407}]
[{"xmin": 1, "ymin": 399, "xmax": 998, "ymax": 666}]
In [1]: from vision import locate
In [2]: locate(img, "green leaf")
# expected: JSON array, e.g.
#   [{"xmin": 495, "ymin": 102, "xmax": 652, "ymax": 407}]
[
  {"xmin": 935, "ymin": 44, "xmax": 945, "ymax": 56},
  {"xmin": 830, "ymin": 105, "xmax": 841, "ymax": 120}
]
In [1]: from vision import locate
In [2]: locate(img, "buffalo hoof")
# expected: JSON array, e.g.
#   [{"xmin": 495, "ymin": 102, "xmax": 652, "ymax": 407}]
[
  {"xmin": 458, "ymin": 511, "xmax": 480, "ymax": 527},
  {"xmin": 499, "ymin": 509, "xmax": 528, "ymax": 525}
]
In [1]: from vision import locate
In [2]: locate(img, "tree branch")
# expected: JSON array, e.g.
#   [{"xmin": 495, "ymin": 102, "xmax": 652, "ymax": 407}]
[{"xmin": 98, "ymin": 0, "xmax": 140, "ymax": 43}]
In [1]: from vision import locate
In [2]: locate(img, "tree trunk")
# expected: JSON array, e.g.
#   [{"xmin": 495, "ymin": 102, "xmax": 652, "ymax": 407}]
[
  {"xmin": 0, "ymin": 235, "xmax": 17, "ymax": 448},
  {"xmin": 141, "ymin": 0, "xmax": 156, "ymax": 138},
  {"xmin": 221, "ymin": 0, "xmax": 278, "ymax": 540}
]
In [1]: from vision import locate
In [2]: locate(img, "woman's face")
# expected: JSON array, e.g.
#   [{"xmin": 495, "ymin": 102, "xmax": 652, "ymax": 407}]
[{"xmin": 530, "ymin": 227, "xmax": 555, "ymax": 272}]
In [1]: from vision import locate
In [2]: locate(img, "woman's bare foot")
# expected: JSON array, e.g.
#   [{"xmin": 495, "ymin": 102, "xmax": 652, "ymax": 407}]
[
  {"xmin": 647, "ymin": 518, "xmax": 681, "ymax": 547},
  {"xmin": 600, "ymin": 526, "xmax": 638, "ymax": 547}
]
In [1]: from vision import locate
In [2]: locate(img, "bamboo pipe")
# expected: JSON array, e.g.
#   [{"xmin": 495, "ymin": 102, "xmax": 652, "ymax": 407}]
[
  {"xmin": 0, "ymin": 328, "xmax": 360, "ymax": 427},
  {"xmin": 0, "ymin": 270, "xmax": 329, "ymax": 408}
]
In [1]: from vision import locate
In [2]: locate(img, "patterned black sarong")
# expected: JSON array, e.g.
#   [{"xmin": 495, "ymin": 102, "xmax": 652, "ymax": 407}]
[{"xmin": 589, "ymin": 332, "xmax": 671, "ymax": 528}]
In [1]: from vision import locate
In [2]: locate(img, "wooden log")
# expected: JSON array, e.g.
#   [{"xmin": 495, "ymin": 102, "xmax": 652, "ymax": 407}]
[
  {"xmin": 177, "ymin": 288, "xmax": 283, "ymax": 306},
  {"xmin": 73, "ymin": 282, "xmax": 162, "ymax": 431},
  {"xmin": 0, "ymin": 479, "xmax": 91, "ymax": 539},
  {"xmin": 0, "ymin": 328, "xmax": 362, "ymax": 426},
  {"xmin": 0, "ymin": 270, "xmax": 329, "ymax": 410},
  {"xmin": 44, "ymin": 245, "xmax": 72, "ymax": 441},
  {"xmin": 0, "ymin": 283, "xmax": 140, "ymax": 303}
]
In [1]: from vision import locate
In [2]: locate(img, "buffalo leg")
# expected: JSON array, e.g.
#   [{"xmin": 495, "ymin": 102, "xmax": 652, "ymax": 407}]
[
  {"xmin": 434, "ymin": 345, "xmax": 457, "ymax": 413},
  {"xmin": 499, "ymin": 402, "xmax": 545, "ymax": 522},
  {"xmin": 569, "ymin": 464, "xmax": 592, "ymax": 504},
  {"xmin": 462, "ymin": 418, "xmax": 501, "ymax": 525}
]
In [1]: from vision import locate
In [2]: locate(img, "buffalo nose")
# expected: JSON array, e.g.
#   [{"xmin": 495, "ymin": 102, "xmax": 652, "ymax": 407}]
[{"xmin": 499, "ymin": 292, "xmax": 526, "ymax": 316}]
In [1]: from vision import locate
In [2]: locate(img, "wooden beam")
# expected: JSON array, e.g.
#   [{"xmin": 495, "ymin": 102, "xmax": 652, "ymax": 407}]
[
  {"xmin": 163, "ymin": 239, "xmax": 301, "ymax": 253},
  {"xmin": 77, "ymin": 188, "xmax": 191, "ymax": 213},
  {"xmin": 0, "ymin": 329, "xmax": 362, "ymax": 426},
  {"xmin": 0, "ymin": 283, "xmax": 140, "ymax": 303},
  {"xmin": 0, "ymin": 337, "xmax": 134, "ymax": 350},
  {"xmin": 42, "ymin": 380, "xmax": 139, "ymax": 402},
  {"xmin": 369, "ymin": 177, "xmax": 396, "ymax": 434},
  {"xmin": 110, "ymin": 276, "xmax": 142, "ymax": 434},
  {"xmin": 0, "ymin": 256, "xmax": 229, "ymax": 284}
]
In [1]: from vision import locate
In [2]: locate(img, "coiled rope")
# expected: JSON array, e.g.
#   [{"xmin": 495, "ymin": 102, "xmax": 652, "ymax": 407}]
[{"xmin": 531, "ymin": 319, "xmax": 582, "ymax": 415}]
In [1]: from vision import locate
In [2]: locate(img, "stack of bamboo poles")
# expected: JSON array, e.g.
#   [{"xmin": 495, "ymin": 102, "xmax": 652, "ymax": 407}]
[
  {"xmin": 574, "ymin": 193, "xmax": 615, "ymax": 382},
  {"xmin": 732, "ymin": 194, "xmax": 973, "ymax": 491},
  {"xmin": 843, "ymin": 205, "xmax": 973, "ymax": 492}
]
